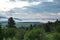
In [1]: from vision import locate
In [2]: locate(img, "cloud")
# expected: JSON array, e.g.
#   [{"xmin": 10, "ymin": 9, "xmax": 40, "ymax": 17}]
[
  {"xmin": 4, "ymin": 0, "xmax": 60, "ymax": 19},
  {"xmin": 0, "ymin": 8, "xmax": 59, "ymax": 22},
  {"xmin": 10, "ymin": 0, "xmax": 44, "ymax": 2},
  {"xmin": 10, "ymin": 0, "xmax": 16, "ymax": 2},
  {"xmin": 4, "ymin": 7, "xmax": 59, "ymax": 19},
  {"xmin": 20, "ymin": 0, "xmax": 53, "ymax": 2},
  {"xmin": 9, "ymin": 0, "xmax": 53, "ymax": 2},
  {"xmin": 0, "ymin": 1, "xmax": 31, "ymax": 11},
  {"xmin": 0, "ymin": 0, "xmax": 60, "ymax": 22},
  {"xmin": 21, "ymin": 1, "xmax": 60, "ymax": 13},
  {"xmin": 54, "ymin": 0, "xmax": 60, "ymax": 3},
  {"xmin": 0, "ymin": 0, "xmax": 42, "ymax": 11}
]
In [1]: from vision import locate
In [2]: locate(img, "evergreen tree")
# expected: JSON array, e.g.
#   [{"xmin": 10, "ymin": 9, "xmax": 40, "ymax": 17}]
[
  {"xmin": 29, "ymin": 24, "xmax": 33, "ymax": 30},
  {"xmin": 0, "ymin": 23, "xmax": 3, "ymax": 40},
  {"xmin": 44, "ymin": 21, "xmax": 51, "ymax": 32},
  {"xmin": 55, "ymin": 19, "xmax": 59, "ymax": 24},
  {"xmin": 7, "ymin": 17, "xmax": 16, "ymax": 28}
]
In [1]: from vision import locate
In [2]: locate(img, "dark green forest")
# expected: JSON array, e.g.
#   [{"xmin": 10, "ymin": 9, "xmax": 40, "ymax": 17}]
[{"xmin": 0, "ymin": 17, "xmax": 60, "ymax": 40}]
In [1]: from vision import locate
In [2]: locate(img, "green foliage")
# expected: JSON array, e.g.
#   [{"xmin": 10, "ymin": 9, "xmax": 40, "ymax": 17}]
[
  {"xmin": 29, "ymin": 24, "xmax": 33, "ymax": 30},
  {"xmin": 53, "ymin": 33, "xmax": 60, "ymax": 40},
  {"xmin": 15, "ymin": 29, "xmax": 25, "ymax": 40},
  {"xmin": 24, "ymin": 28, "xmax": 46, "ymax": 40},
  {"xmin": 1, "ymin": 18, "xmax": 60, "ymax": 40},
  {"xmin": 0, "ymin": 23, "xmax": 3, "ymax": 40},
  {"xmin": 46, "ymin": 33, "xmax": 54, "ymax": 40},
  {"xmin": 3, "ymin": 28, "xmax": 16, "ymax": 40}
]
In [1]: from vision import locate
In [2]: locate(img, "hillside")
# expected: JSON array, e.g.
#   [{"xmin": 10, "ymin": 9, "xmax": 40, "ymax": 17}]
[{"xmin": 1, "ymin": 22, "xmax": 42, "ymax": 28}]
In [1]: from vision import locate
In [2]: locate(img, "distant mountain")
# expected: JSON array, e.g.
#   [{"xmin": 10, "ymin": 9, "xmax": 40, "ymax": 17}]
[
  {"xmin": 0, "ymin": 16, "xmax": 57, "ymax": 23},
  {"xmin": 16, "ymin": 22, "xmax": 42, "ymax": 27},
  {"xmin": 1, "ymin": 22, "xmax": 42, "ymax": 28},
  {"xmin": 0, "ymin": 16, "xmax": 43, "ymax": 28}
]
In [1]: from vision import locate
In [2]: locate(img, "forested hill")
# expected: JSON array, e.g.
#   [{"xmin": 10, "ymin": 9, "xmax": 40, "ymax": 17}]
[
  {"xmin": 0, "ymin": 17, "xmax": 60, "ymax": 40},
  {"xmin": 1, "ymin": 22, "xmax": 42, "ymax": 28}
]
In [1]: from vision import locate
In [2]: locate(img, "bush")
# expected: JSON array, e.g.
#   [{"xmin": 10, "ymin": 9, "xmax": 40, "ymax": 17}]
[{"xmin": 24, "ymin": 28, "xmax": 46, "ymax": 40}]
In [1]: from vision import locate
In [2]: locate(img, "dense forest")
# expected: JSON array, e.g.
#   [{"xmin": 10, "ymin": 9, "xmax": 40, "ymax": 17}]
[{"xmin": 0, "ymin": 17, "xmax": 60, "ymax": 40}]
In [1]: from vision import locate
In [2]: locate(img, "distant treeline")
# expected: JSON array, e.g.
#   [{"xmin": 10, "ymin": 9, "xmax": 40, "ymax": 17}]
[{"xmin": 0, "ymin": 17, "xmax": 60, "ymax": 40}]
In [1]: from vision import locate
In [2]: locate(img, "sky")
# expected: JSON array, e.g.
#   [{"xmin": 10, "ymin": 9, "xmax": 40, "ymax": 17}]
[{"xmin": 0, "ymin": 0, "xmax": 60, "ymax": 23}]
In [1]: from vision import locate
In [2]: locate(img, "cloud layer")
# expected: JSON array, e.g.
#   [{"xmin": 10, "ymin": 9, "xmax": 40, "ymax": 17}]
[{"xmin": 0, "ymin": 0, "xmax": 60, "ymax": 22}]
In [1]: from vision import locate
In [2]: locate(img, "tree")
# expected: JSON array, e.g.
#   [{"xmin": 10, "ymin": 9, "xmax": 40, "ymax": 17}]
[
  {"xmin": 55, "ymin": 19, "xmax": 60, "ymax": 32},
  {"xmin": 7, "ymin": 17, "xmax": 16, "ymax": 28},
  {"xmin": 24, "ymin": 28, "xmax": 46, "ymax": 40},
  {"xmin": 53, "ymin": 33, "xmax": 60, "ymax": 40},
  {"xmin": 3, "ymin": 28, "xmax": 16, "ymax": 40},
  {"xmin": 44, "ymin": 21, "xmax": 51, "ymax": 32},
  {"xmin": 0, "ymin": 23, "xmax": 3, "ymax": 40},
  {"xmin": 29, "ymin": 24, "xmax": 33, "ymax": 30},
  {"xmin": 15, "ymin": 29, "xmax": 25, "ymax": 40}
]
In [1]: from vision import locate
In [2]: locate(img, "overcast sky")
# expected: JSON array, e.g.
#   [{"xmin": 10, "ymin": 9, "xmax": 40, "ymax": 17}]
[{"xmin": 0, "ymin": 0, "xmax": 60, "ymax": 22}]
